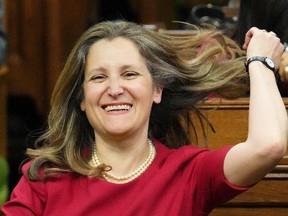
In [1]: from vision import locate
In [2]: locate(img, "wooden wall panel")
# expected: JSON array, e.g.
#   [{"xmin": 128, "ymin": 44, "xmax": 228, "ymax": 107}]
[
  {"xmin": 131, "ymin": 0, "xmax": 176, "ymax": 28},
  {"xmin": 6, "ymin": 0, "xmax": 45, "ymax": 114},
  {"xmin": 196, "ymin": 98, "xmax": 249, "ymax": 149},
  {"xmin": 6, "ymin": 0, "xmax": 89, "ymax": 116},
  {"xmin": 0, "ymin": 66, "xmax": 8, "ymax": 157},
  {"xmin": 195, "ymin": 98, "xmax": 288, "ymax": 215},
  {"xmin": 43, "ymin": 0, "xmax": 89, "ymax": 109},
  {"xmin": 211, "ymin": 208, "xmax": 288, "ymax": 216}
]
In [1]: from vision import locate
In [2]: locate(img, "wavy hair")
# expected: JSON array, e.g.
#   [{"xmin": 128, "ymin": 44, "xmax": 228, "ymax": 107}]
[{"xmin": 26, "ymin": 20, "xmax": 249, "ymax": 180}]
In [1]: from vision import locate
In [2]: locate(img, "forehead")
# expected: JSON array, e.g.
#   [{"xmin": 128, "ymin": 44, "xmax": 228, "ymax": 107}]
[
  {"xmin": 85, "ymin": 37, "xmax": 149, "ymax": 74},
  {"xmin": 88, "ymin": 37, "xmax": 140, "ymax": 56},
  {"xmin": 86, "ymin": 37, "xmax": 146, "ymax": 64}
]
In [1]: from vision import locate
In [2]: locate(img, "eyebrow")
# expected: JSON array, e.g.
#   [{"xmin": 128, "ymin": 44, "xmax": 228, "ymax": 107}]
[{"xmin": 87, "ymin": 64, "xmax": 139, "ymax": 75}]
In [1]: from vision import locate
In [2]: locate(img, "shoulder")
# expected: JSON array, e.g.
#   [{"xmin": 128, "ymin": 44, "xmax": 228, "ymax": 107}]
[
  {"xmin": 18, "ymin": 160, "xmax": 86, "ymax": 199},
  {"xmin": 21, "ymin": 160, "xmax": 32, "ymax": 174},
  {"xmin": 154, "ymin": 139, "xmax": 232, "ymax": 161},
  {"xmin": 153, "ymin": 139, "xmax": 233, "ymax": 176}
]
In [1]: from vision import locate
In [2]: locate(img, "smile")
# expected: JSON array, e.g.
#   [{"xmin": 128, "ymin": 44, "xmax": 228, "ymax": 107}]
[{"xmin": 103, "ymin": 104, "xmax": 132, "ymax": 112}]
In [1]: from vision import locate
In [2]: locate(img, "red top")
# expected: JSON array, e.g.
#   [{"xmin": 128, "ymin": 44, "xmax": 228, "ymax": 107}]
[{"xmin": 1, "ymin": 140, "xmax": 248, "ymax": 216}]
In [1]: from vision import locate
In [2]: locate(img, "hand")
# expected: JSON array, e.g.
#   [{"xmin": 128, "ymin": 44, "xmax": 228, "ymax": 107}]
[
  {"xmin": 242, "ymin": 27, "xmax": 284, "ymax": 70},
  {"xmin": 278, "ymin": 52, "xmax": 288, "ymax": 82}
]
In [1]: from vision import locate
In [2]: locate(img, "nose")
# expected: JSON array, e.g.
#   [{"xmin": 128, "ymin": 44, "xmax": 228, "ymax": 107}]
[{"xmin": 107, "ymin": 77, "xmax": 124, "ymax": 97}]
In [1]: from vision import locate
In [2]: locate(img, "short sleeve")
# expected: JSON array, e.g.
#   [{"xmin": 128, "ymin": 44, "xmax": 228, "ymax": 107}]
[
  {"xmin": 1, "ymin": 162, "xmax": 46, "ymax": 216},
  {"xmin": 183, "ymin": 145, "xmax": 249, "ymax": 214}
]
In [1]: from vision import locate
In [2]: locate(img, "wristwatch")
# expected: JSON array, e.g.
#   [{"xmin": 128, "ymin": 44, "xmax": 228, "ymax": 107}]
[{"xmin": 245, "ymin": 56, "xmax": 275, "ymax": 73}]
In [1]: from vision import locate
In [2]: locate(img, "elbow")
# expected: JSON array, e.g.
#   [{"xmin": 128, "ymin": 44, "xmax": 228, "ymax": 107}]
[
  {"xmin": 248, "ymin": 129, "xmax": 288, "ymax": 162},
  {"xmin": 261, "ymin": 139, "xmax": 287, "ymax": 162}
]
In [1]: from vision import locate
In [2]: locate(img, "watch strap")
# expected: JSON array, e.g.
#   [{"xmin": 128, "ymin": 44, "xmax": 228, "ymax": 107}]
[{"xmin": 245, "ymin": 56, "xmax": 275, "ymax": 73}]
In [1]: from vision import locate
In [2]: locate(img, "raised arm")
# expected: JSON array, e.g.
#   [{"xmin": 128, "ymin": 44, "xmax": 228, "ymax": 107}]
[{"xmin": 223, "ymin": 27, "xmax": 288, "ymax": 187}]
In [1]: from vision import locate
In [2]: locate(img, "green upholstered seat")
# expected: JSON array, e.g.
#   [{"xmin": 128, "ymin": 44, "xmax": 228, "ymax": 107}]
[{"xmin": 0, "ymin": 156, "xmax": 9, "ymax": 206}]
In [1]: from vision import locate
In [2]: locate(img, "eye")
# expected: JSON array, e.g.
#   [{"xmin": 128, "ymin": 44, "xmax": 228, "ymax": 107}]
[
  {"xmin": 123, "ymin": 71, "xmax": 139, "ymax": 79},
  {"xmin": 90, "ymin": 74, "xmax": 106, "ymax": 82}
]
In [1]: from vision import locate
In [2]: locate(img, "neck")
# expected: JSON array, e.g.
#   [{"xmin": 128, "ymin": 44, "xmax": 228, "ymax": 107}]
[{"xmin": 92, "ymin": 138, "xmax": 156, "ymax": 183}]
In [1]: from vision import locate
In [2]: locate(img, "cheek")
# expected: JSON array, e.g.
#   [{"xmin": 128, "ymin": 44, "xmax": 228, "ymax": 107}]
[{"xmin": 80, "ymin": 84, "xmax": 102, "ymax": 111}]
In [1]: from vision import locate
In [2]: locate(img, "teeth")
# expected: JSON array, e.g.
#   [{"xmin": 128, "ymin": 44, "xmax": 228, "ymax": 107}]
[{"xmin": 104, "ymin": 105, "xmax": 132, "ymax": 112}]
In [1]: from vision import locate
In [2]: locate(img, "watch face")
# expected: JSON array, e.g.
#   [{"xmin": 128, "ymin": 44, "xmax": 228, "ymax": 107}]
[{"xmin": 265, "ymin": 58, "xmax": 275, "ymax": 68}]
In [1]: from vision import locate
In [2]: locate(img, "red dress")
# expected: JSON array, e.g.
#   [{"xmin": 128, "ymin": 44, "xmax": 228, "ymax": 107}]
[{"xmin": 1, "ymin": 140, "xmax": 248, "ymax": 216}]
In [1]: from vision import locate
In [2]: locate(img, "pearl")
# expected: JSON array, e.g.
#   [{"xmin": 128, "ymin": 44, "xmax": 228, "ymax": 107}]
[{"xmin": 91, "ymin": 139, "xmax": 156, "ymax": 183}]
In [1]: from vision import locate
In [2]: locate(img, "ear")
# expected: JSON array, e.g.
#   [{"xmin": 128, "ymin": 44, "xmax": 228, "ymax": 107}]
[
  {"xmin": 80, "ymin": 100, "xmax": 85, "ymax": 111},
  {"xmin": 153, "ymin": 85, "xmax": 163, "ymax": 104}
]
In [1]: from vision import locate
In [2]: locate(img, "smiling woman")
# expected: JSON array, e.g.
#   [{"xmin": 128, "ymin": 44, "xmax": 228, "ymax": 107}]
[
  {"xmin": 80, "ymin": 37, "xmax": 162, "ymax": 142},
  {"xmin": 1, "ymin": 21, "xmax": 287, "ymax": 216}
]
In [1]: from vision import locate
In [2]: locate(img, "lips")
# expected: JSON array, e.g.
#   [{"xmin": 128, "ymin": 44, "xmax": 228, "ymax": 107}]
[{"xmin": 102, "ymin": 104, "xmax": 132, "ymax": 112}]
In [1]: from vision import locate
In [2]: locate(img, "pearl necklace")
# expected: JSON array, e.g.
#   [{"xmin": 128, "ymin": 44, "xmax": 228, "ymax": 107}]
[{"xmin": 91, "ymin": 139, "xmax": 156, "ymax": 183}]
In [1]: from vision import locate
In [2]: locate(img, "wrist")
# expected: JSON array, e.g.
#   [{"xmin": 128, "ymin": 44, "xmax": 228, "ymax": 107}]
[{"xmin": 245, "ymin": 56, "xmax": 275, "ymax": 74}]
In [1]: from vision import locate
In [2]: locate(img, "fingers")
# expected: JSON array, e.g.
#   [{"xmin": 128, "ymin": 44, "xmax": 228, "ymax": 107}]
[
  {"xmin": 242, "ymin": 27, "xmax": 266, "ymax": 50},
  {"xmin": 242, "ymin": 27, "xmax": 256, "ymax": 50},
  {"xmin": 243, "ymin": 27, "xmax": 284, "ymax": 69},
  {"xmin": 269, "ymin": 31, "xmax": 277, "ymax": 37},
  {"xmin": 243, "ymin": 28, "xmax": 279, "ymax": 51}
]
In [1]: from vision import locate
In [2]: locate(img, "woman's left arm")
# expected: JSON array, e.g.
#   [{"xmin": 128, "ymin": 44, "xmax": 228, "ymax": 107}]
[{"xmin": 223, "ymin": 27, "xmax": 288, "ymax": 187}]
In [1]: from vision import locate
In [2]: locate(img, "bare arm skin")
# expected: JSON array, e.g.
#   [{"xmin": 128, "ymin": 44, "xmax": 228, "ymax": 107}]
[{"xmin": 224, "ymin": 27, "xmax": 288, "ymax": 187}]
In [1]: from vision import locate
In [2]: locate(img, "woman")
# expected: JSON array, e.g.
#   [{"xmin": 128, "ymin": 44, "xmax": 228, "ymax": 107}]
[{"xmin": 1, "ymin": 21, "xmax": 286, "ymax": 215}]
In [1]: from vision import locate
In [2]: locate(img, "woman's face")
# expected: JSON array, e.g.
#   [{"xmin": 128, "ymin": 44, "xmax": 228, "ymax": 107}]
[{"xmin": 81, "ymin": 37, "xmax": 163, "ymax": 138}]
